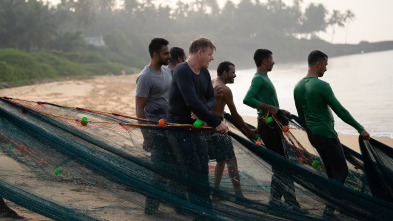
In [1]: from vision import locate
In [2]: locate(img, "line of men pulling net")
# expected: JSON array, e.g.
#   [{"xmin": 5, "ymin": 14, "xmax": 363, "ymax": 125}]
[{"xmin": 0, "ymin": 97, "xmax": 393, "ymax": 221}]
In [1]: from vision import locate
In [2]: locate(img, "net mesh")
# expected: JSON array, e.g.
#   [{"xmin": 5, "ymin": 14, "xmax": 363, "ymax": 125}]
[{"xmin": 0, "ymin": 97, "xmax": 392, "ymax": 220}]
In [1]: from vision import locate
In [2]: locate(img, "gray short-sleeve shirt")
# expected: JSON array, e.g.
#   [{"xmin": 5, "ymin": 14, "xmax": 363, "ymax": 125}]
[{"xmin": 136, "ymin": 65, "xmax": 172, "ymax": 121}]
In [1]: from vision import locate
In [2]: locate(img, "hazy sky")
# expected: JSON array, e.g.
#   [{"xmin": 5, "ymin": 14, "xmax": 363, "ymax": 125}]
[
  {"xmin": 168, "ymin": 0, "xmax": 393, "ymax": 44},
  {"xmin": 48, "ymin": 0, "xmax": 393, "ymax": 44},
  {"xmin": 294, "ymin": 0, "xmax": 393, "ymax": 44}
]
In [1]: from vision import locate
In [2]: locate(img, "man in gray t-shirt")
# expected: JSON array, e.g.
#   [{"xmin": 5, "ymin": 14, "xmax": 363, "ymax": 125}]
[
  {"xmin": 136, "ymin": 65, "xmax": 172, "ymax": 121},
  {"xmin": 135, "ymin": 38, "xmax": 177, "ymax": 215},
  {"xmin": 135, "ymin": 37, "xmax": 172, "ymax": 122}
]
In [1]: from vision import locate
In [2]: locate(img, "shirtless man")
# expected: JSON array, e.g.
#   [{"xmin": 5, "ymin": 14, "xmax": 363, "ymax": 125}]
[{"xmin": 208, "ymin": 61, "xmax": 255, "ymax": 197}]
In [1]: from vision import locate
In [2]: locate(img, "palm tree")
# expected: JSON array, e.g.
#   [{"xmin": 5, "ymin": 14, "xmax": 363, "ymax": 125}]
[
  {"xmin": 17, "ymin": 0, "xmax": 57, "ymax": 51},
  {"xmin": 328, "ymin": 9, "xmax": 355, "ymax": 43}
]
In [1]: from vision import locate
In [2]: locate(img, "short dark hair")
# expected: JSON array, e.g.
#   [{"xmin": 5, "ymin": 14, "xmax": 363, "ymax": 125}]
[
  {"xmin": 169, "ymin": 47, "xmax": 185, "ymax": 62},
  {"xmin": 308, "ymin": 50, "xmax": 328, "ymax": 66},
  {"xmin": 254, "ymin": 49, "xmax": 272, "ymax": 67},
  {"xmin": 148, "ymin": 38, "xmax": 169, "ymax": 58},
  {"xmin": 189, "ymin": 38, "xmax": 216, "ymax": 54},
  {"xmin": 217, "ymin": 61, "xmax": 235, "ymax": 76}
]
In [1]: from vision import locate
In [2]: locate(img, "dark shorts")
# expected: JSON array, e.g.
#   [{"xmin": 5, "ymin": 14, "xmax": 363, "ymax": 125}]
[
  {"xmin": 206, "ymin": 132, "xmax": 235, "ymax": 162},
  {"xmin": 307, "ymin": 130, "xmax": 348, "ymax": 183}
]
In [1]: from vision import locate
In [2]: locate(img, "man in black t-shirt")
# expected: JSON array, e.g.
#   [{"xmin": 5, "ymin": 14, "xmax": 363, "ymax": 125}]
[{"xmin": 168, "ymin": 38, "xmax": 228, "ymax": 212}]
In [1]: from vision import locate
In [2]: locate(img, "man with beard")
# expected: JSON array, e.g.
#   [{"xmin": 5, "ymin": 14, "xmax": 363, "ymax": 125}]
[
  {"xmin": 208, "ymin": 61, "xmax": 255, "ymax": 198},
  {"xmin": 136, "ymin": 38, "xmax": 171, "ymax": 123},
  {"xmin": 294, "ymin": 50, "xmax": 370, "ymax": 217},
  {"xmin": 167, "ymin": 47, "xmax": 186, "ymax": 76},
  {"xmin": 243, "ymin": 49, "xmax": 302, "ymax": 212},
  {"xmin": 135, "ymin": 38, "xmax": 175, "ymax": 215}
]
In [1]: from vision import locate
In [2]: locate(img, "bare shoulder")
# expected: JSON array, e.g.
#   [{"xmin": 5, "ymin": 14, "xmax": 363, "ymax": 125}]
[{"xmin": 215, "ymin": 84, "xmax": 232, "ymax": 96}]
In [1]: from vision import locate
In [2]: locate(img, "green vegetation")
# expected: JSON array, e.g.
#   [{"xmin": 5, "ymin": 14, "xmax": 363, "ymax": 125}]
[
  {"xmin": 0, "ymin": 0, "xmax": 392, "ymax": 87},
  {"xmin": 0, "ymin": 48, "xmax": 135, "ymax": 87}
]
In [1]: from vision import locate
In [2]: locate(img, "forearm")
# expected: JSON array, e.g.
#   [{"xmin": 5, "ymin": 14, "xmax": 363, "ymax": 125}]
[
  {"xmin": 255, "ymin": 103, "xmax": 277, "ymax": 114},
  {"xmin": 336, "ymin": 108, "xmax": 364, "ymax": 133},
  {"xmin": 191, "ymin": 103, "xmax": 221, "ymax": 127},
  {"xmin": 136, "ymin": 106, "xmax": 146, "ymax": 119},
  {"xmin": 327, "ymin": 91, "xmax": 363, "ymax": 132},
  {"xmin": 232, "ymin": 113, "xmax": 253, "ymax": 134},
  {"xmin": 243, "ymin": 94, "xmax": 260, "ymax": 108}
]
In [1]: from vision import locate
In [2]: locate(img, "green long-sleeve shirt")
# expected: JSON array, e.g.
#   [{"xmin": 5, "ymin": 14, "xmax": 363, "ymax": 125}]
[
  {"xmin": 293, "ymin": 76, "xmax": 364, "ymax": 139},
  {"xmin": 243, "ymin": 72, "xmax": 279, "ymax": 119}
]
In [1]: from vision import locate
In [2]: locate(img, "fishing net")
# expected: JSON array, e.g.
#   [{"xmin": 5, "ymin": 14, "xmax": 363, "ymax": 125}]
[
  {"xmin": 359, "ymin": 137, "xmax": 393, "ymax": 203},
  {"xmin": 0, "ymin": 97, "xmax": 392, "ymax": 220}
]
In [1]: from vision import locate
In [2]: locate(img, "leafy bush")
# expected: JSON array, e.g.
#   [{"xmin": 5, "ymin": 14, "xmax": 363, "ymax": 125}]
[
  {"xmin": 31, "ymin": 50, "xmax": 89, "ymax": 78},
  {"xmin": 82, "ymin": 62, "xmax": 134, "ymax": 76},
  {"xmin": 0, "ymin": 48, "xmax": 43, "ymax": 86}
]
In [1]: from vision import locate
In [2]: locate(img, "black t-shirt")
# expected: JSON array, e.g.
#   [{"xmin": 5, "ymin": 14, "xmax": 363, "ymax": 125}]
[{"xmin": 168, "ymin": 62, "xmax": 221, "ymax": 127}]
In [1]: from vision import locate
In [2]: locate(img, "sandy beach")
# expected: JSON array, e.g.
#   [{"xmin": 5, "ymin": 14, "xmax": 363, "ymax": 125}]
[{"xmin": 1, "ymin": 73, "xmax": 393, "ymax": 220}]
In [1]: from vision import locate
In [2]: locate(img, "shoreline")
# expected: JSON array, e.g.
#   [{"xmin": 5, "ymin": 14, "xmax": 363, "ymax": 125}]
[{"xmin": 1, "ymin": 74, "xmax": 392, "ymax": 153}]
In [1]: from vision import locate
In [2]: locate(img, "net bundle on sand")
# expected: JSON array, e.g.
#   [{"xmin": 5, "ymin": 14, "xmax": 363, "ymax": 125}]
[{"xmin": 0, "ymin": 97, "xmax": 392, "ymax": 221}]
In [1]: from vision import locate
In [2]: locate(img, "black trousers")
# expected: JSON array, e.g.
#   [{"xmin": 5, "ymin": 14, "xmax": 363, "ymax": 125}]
[
  {"xmin": 258, "ymin": 119, "xmax": 297, "ymax": 205},
  {"xmin": 306, "ymin": 130, "xmax": 348, "ymax": 184}
]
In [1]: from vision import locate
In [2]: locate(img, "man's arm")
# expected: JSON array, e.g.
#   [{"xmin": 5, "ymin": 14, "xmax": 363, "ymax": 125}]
[
  {"xmin": 243, "ymin": 76, "xmax": 278, "ymax": 114},
  {"xmin": 175, "ymin": 68, "xmax": 222, "ymax": 127},
  {"xmin": 135, "ymin": 96, "xmax": 148, "ymax": 119},
  {"xmin": 293, "ymin": 89, "xmax": 306, "ymax": 123},
  {"xmin": 226, "ymin": 89, "xmax": 255, "ymax": 139},
  {"xmin": 323, "ymin": 83, "xmax": 369, "ymax": 139},
  {"xmin": 135, "ymin": 96, "xmax": 154, "ymax": 147}
]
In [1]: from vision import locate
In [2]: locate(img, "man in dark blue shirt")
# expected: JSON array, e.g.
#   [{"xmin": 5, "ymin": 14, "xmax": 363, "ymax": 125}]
[{"xmin": 168, "ymin": 38, "xmax": 228, "ymax": 212}]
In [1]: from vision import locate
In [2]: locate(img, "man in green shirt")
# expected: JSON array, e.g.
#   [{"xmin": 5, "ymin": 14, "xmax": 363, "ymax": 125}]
[
  {"xmin": 293, "ymin": 50, "xmax": 370, "ymax": 216},
  {"xmin": 243, "ymin": 49, "xmax": 301, "ymax": 211}
]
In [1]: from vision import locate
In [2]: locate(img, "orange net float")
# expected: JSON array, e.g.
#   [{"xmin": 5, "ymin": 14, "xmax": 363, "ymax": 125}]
[
  {"xmin": 158, "ymin": 119, "xmax": 165, "ymax": 127},
  {"xmin": 282, "ymin": 126, "xmax": 289, "ymax": 132}
]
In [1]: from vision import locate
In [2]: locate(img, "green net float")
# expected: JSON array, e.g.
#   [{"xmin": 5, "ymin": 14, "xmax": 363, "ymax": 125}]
[
  {"xmin": 8, "ymin": 144, "xmax": 13, "ymax": 149},
  {"xmin": 312, "ymin": 160, "xmax": 320, "ymax": 168},
  {"xmin": 81, "ymin": 117, "xmax": 88, "ymax": 126},
  {"xmin": 265, "ymin": 116, "xmax": 273, "ymax": 124},
  {"xmin": 254, "ymin": 133, "xmax": 259, "ymax": 140},
  {"xmin": 193, "ymin": 119, "xmax": 202, "ymax": 128},
  {"xmin": 55, "ymin": 168, "xmax": 62, "ymax": 175}
]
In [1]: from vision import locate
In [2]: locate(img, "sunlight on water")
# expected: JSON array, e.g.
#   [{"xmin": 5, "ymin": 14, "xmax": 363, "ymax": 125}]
[{"xmin": 227, "ymin": 50, "xmax": 393, "ymax": 138}]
